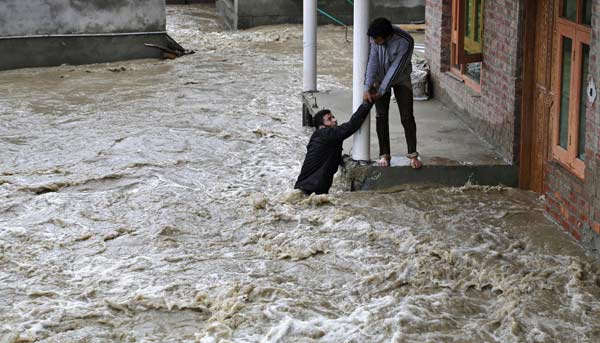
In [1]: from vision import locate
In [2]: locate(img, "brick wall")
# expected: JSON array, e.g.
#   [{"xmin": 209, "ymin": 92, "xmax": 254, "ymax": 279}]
[
  {"xmin": 547, "ymin": 0, "xmax": 600, "ymax": 249},
  {"xmin": 425, "ymin": 0, "xmax": 524, "ymax": 163},
  {"xmin": 424, "ymin": 0, "xmax": 451, "ymax": 74},
  {"xmin": 545, "ymin": 163, "xmax": 589, "ymax": 241}
]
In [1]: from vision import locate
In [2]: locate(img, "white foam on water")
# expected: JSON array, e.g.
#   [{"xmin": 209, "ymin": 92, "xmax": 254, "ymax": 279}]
[{"xmin": 1, "ymin": 4, "xmax": 600, "ymax": 343}]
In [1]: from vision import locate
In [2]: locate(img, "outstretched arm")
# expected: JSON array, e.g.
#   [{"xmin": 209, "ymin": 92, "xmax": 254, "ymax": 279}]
[{"xmin": 322, "ymin": 102, "xmax": 374, "ymax": 142}]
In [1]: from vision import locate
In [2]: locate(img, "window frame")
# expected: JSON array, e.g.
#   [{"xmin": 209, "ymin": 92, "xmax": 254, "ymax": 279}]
[
  {"xmin": 552, "ymin": 0, "xmax": 592, "ymax": 179},
  {"xmin": 450, "ymin": 0, "xmax": 484, "ymax": 91}
]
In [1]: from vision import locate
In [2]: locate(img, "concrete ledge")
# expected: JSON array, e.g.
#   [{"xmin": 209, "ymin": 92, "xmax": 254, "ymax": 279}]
[
  {"xmin": 344, "ymin": 160, "xmax": 519, "ymax": 191},
  {"xmin": 0, "ymin": 33, "xmax": 169, "ymax": 70}
]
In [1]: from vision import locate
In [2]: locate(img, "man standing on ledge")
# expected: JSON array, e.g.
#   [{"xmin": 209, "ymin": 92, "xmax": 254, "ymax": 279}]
[
  {"xmin": 295, "ymin": 101, "xmax": 374, "ymax": 195},
  {"xmin": 363, "ymin": 17, "xmax": 422, "ymax": 169}
]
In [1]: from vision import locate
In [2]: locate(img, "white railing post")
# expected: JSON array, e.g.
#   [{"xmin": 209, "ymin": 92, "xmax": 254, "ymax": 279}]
[
  {"xmin": 303, "ymin": 0, "xmax": 317, "ymax": 92},
  {"xmin": 351, "ymin": 0, "xmax": 370, "ymax": 162}
]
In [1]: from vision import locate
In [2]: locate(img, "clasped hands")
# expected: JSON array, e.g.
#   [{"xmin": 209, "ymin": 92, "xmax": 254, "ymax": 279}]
[{"xmin": 363, "ymin": 82, "xmax": 382, "ymax": 104}]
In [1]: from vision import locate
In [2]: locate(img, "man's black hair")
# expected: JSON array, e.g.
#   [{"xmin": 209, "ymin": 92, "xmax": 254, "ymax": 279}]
[
  {"xmin": 313, "ymin": 109, "xmax": 331, "ymax": 128},
  {"xmin": 367, "ymin": 17, "xmax": 394, "ymax": 38}
]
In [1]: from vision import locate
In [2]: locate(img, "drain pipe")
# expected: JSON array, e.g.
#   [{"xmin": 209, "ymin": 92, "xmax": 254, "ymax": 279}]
[
  {"xmin": 303, "ymin": 0, "xmax": 317, "ymax": 93},
  {"xmin": 351, "ymin": 0, "xmax": 370, "ymax": 162}
]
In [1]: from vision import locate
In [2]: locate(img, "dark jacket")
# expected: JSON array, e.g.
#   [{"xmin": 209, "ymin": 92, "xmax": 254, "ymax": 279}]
[{"xmin": 295, "ymin": 102, "xmax": 373, "ymax": 194}]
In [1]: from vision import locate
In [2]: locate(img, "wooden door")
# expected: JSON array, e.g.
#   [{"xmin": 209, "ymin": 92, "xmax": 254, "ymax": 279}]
[{"xmin": 520, "ymin": 0, "xmax": 557, "ymax": 192}]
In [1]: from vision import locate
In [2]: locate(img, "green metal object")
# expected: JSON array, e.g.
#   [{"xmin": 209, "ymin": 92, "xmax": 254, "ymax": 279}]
[
  {"xmin": 316, "ymin": 2, "xmax": 353, "ymax": 42},
  {"xmin": 317, "ymin": 8, "xmax": 346, "ymax": 26}
]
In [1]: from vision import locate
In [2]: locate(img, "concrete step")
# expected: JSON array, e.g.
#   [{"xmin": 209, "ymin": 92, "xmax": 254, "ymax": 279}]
[{"xmin": 343, "ymin": 160, "xmax": 518, "ymax": 191}]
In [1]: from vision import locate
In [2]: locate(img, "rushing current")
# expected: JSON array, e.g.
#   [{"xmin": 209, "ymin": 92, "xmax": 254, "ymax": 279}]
[{"xmin": 1, "ymin": 4, "xmax": 600, "ymax": 343}]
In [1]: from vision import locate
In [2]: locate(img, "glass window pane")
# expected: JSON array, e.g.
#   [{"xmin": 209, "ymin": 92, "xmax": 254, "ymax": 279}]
[
  {"xmin": 559, "ymin": 37, "xmax": 572, "ymax": 150},
  {"xmin": 578, "ymin": 44, "xmax": 590, "ymax": 160},
  {"xmin": 465, "ymin": 62, "xmax": 481, "ymax": 84},
  {"xmin": 463, "ymin": 0, "xmax": 483, "ymax": 54},
  {"xmin": 561, "ymin": 0, "xmax": 577, "ymax": 21},
  {"xmin": 475, "ymin": 0, "xmax": 482, "ymax": 41},
  {"xmin": 466, "ymin": 0, "xmax": 473, "ymax": 37},
  {"xmin": 583, "ymin": 0, "xmax": 592, "ymax": 26}
]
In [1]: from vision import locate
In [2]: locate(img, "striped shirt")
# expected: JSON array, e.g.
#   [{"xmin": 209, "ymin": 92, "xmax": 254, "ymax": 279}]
[{"xmin": 363, "ymin": 26, "xmax": 414, "ymax": 96}]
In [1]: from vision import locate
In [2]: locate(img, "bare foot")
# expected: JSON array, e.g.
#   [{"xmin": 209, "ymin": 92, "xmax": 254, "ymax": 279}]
[
  {"xmin": 378, "ymin": 155, "xmax": 391, "ymax": 167},
  {"xmin": 410, "ymin": 157, "xmax": 423, "ymax": 169}
]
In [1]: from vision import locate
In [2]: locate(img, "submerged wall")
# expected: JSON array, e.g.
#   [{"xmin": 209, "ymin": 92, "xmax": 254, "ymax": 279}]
[
  {"xmin": 216, "ymin": 0, "xmax": 425, "ymax": 30},
  {"xmin": 0, "ymin": 0, "xmax": 169, "ymax": 70}
]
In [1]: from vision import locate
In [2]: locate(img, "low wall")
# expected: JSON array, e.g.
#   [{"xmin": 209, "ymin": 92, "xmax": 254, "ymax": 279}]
[
  {"xmin": 0, "ymin": 0, "xmax": 168, "ymax": 70},
  {"xmin": 216, "ymin": 0, "xmax": 425, "ymax": 30},
  {"xmin": 0, "ymin": 34, "xmax": 168, "ymax": 71},
  {"xmin": 373, "ymin": 0, "xmax": 424, "ymax": 25}
]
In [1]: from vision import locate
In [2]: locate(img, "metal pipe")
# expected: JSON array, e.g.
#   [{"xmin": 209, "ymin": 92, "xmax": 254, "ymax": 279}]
[
  {"xmin": 303, "ymin": 0, "xmax": 317, "ymax": 92},
  {"xmin": 317, "ymin": 8, "xmax": 346, "ymax": 27},
  {"xmin": 351, "ymin": 0, "xmax": 370, "ymax": 162}
]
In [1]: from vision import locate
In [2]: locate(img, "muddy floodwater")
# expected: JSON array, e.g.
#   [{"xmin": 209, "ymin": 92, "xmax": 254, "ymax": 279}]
[{"xmin": 1, "ymin": 4, "xmax": 600, "ymax": 343}]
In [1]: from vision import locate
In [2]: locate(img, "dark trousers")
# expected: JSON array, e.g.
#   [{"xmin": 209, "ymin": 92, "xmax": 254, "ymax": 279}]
[{"xmin": 375, "ymin": 79, "xmax": 417, "ymax": 157}]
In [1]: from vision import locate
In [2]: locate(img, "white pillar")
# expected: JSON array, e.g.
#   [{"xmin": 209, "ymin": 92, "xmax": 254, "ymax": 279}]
[
  {"xmin": 303, "ymin": 0, "xmax": 317, "ymax": 92},
  {"xmin": 351, "ymin": 0, "xmax": 370, "ymax": 161}
]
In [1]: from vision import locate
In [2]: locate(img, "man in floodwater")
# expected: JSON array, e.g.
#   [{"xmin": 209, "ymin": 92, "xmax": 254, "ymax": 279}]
[
  {"xmin": 295, "ymin": 101, "xmax": 374, "ymax": 195},
  {"xmin": 363, "ymin": 17, "xmax": 422, "ymax": 169}
]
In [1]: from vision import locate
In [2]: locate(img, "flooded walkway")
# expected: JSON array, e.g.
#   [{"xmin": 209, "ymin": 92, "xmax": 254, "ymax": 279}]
[{"xmin": 1, "ymin": 4, "xmax": 600, "ymax": 342}]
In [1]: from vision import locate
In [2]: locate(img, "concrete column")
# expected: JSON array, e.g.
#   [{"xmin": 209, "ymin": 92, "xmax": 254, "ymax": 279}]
[
  {"xmin": 351, "ymin": 0, "xmax": 370, "ymax": 162},
  {"xmin": 303, "ymin": 0, "xmax": 317, "ymax": 92}
]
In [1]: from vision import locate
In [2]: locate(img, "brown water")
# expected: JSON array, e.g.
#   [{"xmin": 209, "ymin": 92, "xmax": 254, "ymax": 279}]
[{"xmin": 1, "ymin": 4, "xmax": 599, "ymax": 343}]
